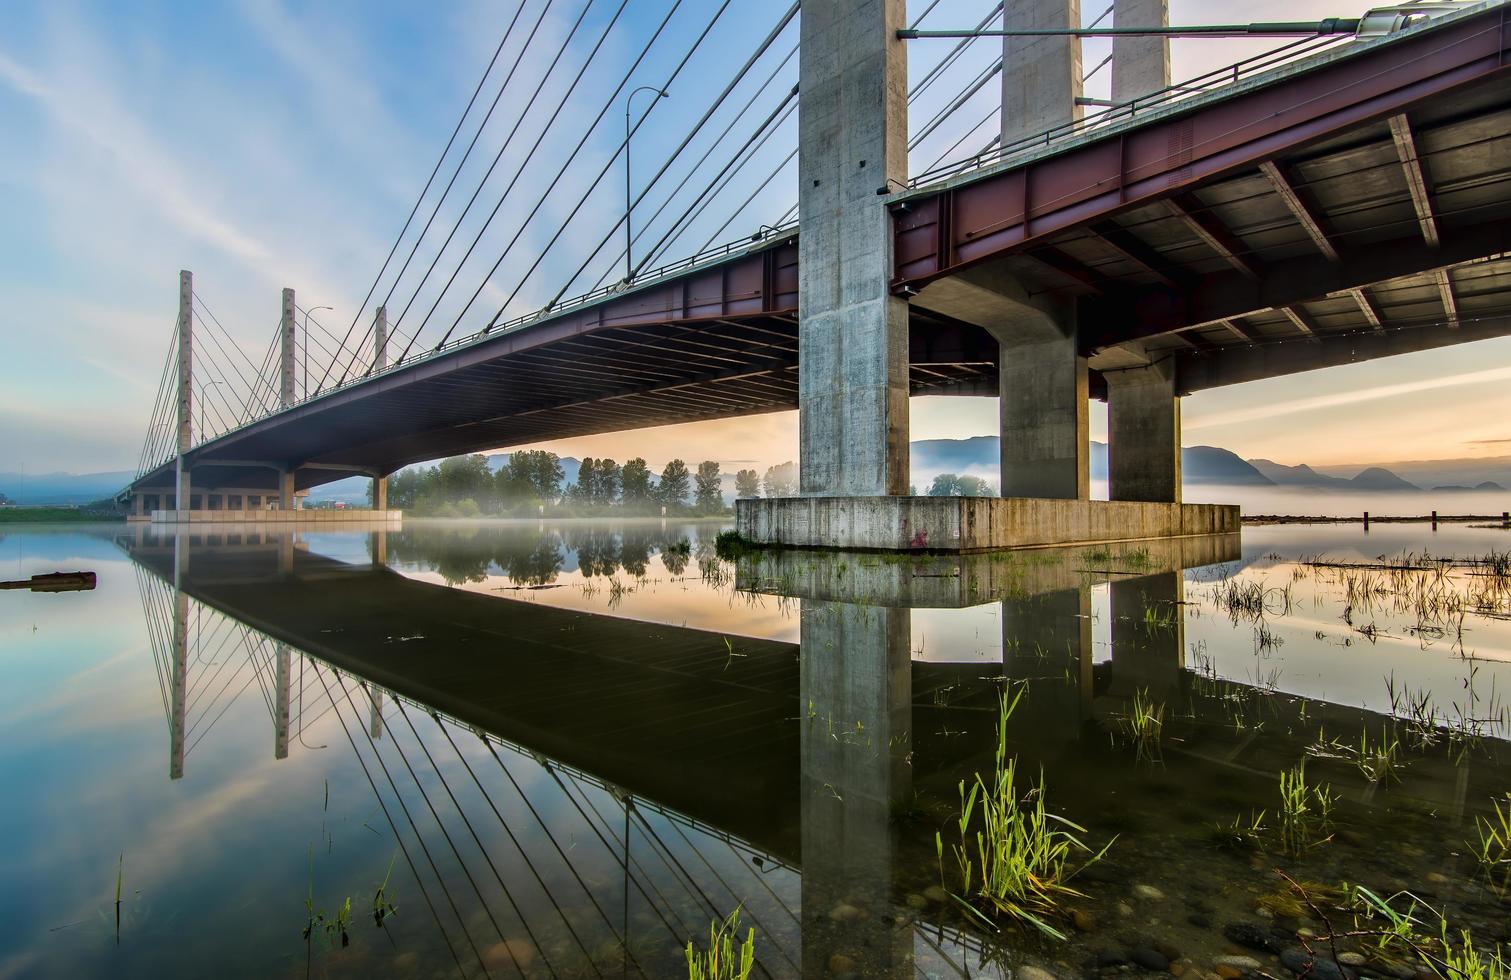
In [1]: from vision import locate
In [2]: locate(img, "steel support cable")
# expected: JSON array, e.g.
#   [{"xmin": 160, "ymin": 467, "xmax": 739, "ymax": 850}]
[
  {"xmin": 182, "ymin": 622, "xmax": 251, "ymax": 723},
  {"xmin": 495, "ymin": 0, "xmax": 739, "ymax": 320},
  {"xmin": 330, "ymin": 0, "xmax": 571, "ymax": 392},
  {"xmin": 388, "ymin": 0, "xmax": 643, "ymax": 365},
  {"xmin": 670, "ymin": 106, "xmax": 799, "ymax": 261},
  {"xmin": 137, "ymin": 327, "xmax": 179, "ymax": 476},
  {"xmin": 632, "ymin": 88, "xmax": 797, "ymax": 274},
  {"xmin": 313, "ymin": 2, "xmax": 530, "ymax": 398},
  {"xmin": 299, "ymin": 306, "xmax": 358, "ymax": 369},
  {"xmin": 909, "ymin": 56, "xmax": 1001, "ymax": 150},
  {"xmin": 312, "ymin": 668, "xmax": 478, "ymax": 980},
  {"xmin": 551, "ymin": 0, "xmax": 798, "ymax": 295},
  {"xmin": 691, "ymin": 142, "xmax": 796, "ymax": 256},
  {"xmin": 132, "ymin": 570, "xmax": 174, "ymax": 725},
  {"xmin": 404, "ymin": 0, "xmax": 678, "ymax": 358},
  {"xmin": 235, "ymin": 320, "xmax": 284, "ymax": 424},
  {"xmin": 138, "ymin": 331, "xmax": 176, "ymax": 472},
  {"xmin": 909, "ymin": 2, "xmax": 1003, "ymax": 107},
  {"xmin": 184, "ymin": 659, "xmax": 267, "ymax": 755},
  {"xmin": 192, "ymin": 294, "xmax": 265, "ymax": 386},
  {"xmin": 367, "ymin": 693, "xmax": 524, "ymax": 978},
  {"xmin": 588, "ymin": 41, "xmax": 799, "ymax": 293},
  {"xmin": 391, "ymin": 702, "xmax": 589, "ymax": 979},
  {"xmin": 658, "ymin": 815, "xmax": 800, "ymax": 976},
  {"xmin": 187, "ymin": 345, "xmax": 249, "ymax": 436},
  {"xmin": 541, "ymin": 765, "xmax": 697, "ymax": 947},
  {"xmin": 191, "ymin": 381, "xmax": 236, "ymax": 445},
  {"xmin": 557, "ymin": 774, "xmax": 704, "ymax": 944},
  {"xmin": 468, "ymin": 732, "xmax": 645, "ymax": 973}
]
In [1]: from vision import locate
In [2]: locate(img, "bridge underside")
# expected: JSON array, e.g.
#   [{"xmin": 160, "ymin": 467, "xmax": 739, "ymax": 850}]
[{"xmin": 129, "ymin": 6, "xmax": 1511, "ymax": 499}]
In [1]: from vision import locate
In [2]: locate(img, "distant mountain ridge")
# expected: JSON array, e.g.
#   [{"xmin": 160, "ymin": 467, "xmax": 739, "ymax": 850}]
[
  {"xmin": 0, "ymin": 470, "xmax": 133, "ymax": 505},
  {"xmin": 1250, "ymin": 458, "xmax": 1420, "ymax": 491},
  {"xmin": 912, "ymin": 438, "xmax": 1273, "ymax": 486}
]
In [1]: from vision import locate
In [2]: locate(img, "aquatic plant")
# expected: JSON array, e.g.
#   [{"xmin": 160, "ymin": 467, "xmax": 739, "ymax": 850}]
[
  {"xmin": 372, "ymin": 852, "xmax": 398, "ymax": 927},
  {"xmin": 1278, "ymin": 761, "xmax": 1336, "ymax": 853},
  {"xmin": 1472, "ymin": 793, "xmax": 1511, "ymax": 887},
  {"xmin": 1142, "ymin": 602, "xmax": 1176, "ymax": 635},
  {"xmin": 1345, "ymin": 885, "xmax": 1509, "ymax": 980},
  {"xmin": 936, "ymin": 687, "xmax": 1112, "ymax": 939},
  {"xmin": 1209, "ymin": 810, "xmax": 1267, "ymax": 852},
  {"xmin": 685, "ymin": 908, "xmax": 755, "ymax": 980},
  {"xmin": 1117, "ymin": 688, "xmax": 1165, "ymax": 761}
]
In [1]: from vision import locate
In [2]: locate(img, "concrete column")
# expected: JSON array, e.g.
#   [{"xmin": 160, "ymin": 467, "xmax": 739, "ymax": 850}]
[
  {"xmin": 176, "ymin": 270, "xmax": 193, "ymax": 511},
  {"xmin": 1003, "ymin": 585, "xmax": 1094, "ymax": 737},
  {"xmin": 132, "ymin": 493, "xmax": 145, "ymax": 516},
  {"xmin": 1108, "ymin": 359, "xmax": 1181, "ymax": 503},
  {"xmin": 373, "ymin": 474, "xmax": 387, "ymax": 512},
  {"xmin": 280, "ymin": 287, "xmax": 297, "ymax": 408},
  {"xmin": 367, "ymin": 684, "xmax": 384, "ymax": 740},
  {"xmin": 373, "ymin": 305, "xmax": 388, "ymax": 372},
  {"xmin": 370, "ymin": 529, "xmax": 388, "ymax": 567},
  {"xmin": 171, "ymin": 531, "xmax": 188, "ymax": 780},
  {"xmin": 278, "ymin": 470, "xmax": 296, "ymax": 511},
  {"xmin": 800, "ymin": 599, "xmax": 913, "ymax": 977},
  {"xmin": 1000, "ymin": 330, "xmax": 1089, "ymax": 499},
  {"xmin": 274, "ymin": 644, "xmax": 290, "ymax": 760},
  {"xmin": 1112, "ymin": 0, "xmax": 1170, "ymax": 105},
  {"xmin": 798, "ymin": 0, "xmax": 910, "ymax": 497},
  {"xmin": 1110, "ymin": 571, "xmax": 1185, "ymax": 701},
  {"xmin": 278, "ymin": 531, "xmax": 295, "ymax": 576},
  {"xmin": 1002, "ymin": 0, "xmax": 1082, "ymax": 147}
]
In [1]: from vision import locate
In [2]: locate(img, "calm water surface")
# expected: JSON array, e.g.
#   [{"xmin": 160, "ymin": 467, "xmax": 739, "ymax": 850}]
[{"xmin": 1, "ymin": 519, "xmax": 1509, "ymax": 979}]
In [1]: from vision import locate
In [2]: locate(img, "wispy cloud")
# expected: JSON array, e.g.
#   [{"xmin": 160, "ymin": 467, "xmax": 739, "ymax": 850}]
[{"xmin": 1185, "ymin": 366, "xmax": 1511, "ymax": 431}]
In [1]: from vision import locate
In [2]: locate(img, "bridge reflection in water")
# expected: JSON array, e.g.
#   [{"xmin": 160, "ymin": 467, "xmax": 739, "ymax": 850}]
[{"xmin": 117, "ymin": 525, "xmax": 1508, "ymax": 978}]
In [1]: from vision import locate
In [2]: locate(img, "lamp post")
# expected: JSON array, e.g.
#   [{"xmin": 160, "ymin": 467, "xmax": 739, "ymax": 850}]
[
  {"xmin": 625, "ymin": 85, "xmax": 668, "ymax": 282},
  {"xmin": 199, "ymin": 380, "xmax": 227, "ymax": 444},
  {"xmin": 302, "ymin": 305, "xmax": 333, "ymax": 399}
]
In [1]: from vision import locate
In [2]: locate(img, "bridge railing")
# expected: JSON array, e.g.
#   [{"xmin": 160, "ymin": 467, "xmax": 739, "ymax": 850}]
[{"xmin": 907, "ymin": 31, "xmax": 1358, "ymax": 190}]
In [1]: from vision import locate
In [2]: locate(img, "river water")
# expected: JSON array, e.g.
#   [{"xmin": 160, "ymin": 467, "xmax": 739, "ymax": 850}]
[{"xmin": 1, "ymin": 519, "xmax": 1508, "ymax": 979}]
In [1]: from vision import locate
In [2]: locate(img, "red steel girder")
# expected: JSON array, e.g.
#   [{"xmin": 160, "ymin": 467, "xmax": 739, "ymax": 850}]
[{"xmin": 891, "ymin": 6, "xmax": 1510, "ymax": 290}]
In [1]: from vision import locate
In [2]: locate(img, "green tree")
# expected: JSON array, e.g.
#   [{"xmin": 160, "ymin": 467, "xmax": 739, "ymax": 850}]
[
  {"xmin": 435, "ymin": 455, "xmax": 493, "ymax": 507},
  {"xmin": 516, "ymin": 450, "xmax": 564, "ymax": 502},
  {"xmin": 621, "ymin": 458, "xmax": 653, "ymax": 508},
  {"xmin": 571, "ymin": 457, "xmax": 597, "ymax": 503},
  {"xmin": 928, "ymin": 473, "xmax": 995, "ymax": 497},
  {"xmin": 734, "ymin": 469, "xmax": 760, "ymax": 498},
  {"xmin": 595, "ymin": 458, "xmax": 621, "ymax": 506},
  {"xmin": 657, "ymin": 459, "xmax": 691, "ymax": 509},
  {"xmin": 694, "ymin": 461, "xmax": 723, "ymax": 514},
  {"xmin": 762, "ymin": 461, "xmax": 797, "ymax": 497}
]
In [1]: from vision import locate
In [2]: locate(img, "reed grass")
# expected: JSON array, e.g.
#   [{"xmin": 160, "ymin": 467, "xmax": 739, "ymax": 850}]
[
  {"xmin": 685, "ymin": 908, "xmax": 755, "ymax": 980},
  {"xmin": 936, "ymin": 687, "xmax": 1112, "ymax": 939}
]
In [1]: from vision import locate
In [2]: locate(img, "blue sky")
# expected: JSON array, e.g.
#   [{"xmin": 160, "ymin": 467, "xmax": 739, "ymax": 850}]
[{"xmin": 2, "ymin": 0, "xmax": 1508, "ymax": 476}]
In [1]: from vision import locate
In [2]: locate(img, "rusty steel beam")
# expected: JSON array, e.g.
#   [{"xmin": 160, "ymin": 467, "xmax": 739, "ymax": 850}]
[
  {"xmin": 1279, "ymin": 305, "xmax": 1323, "ymax": 342},
  {"xmin": 891, "ymin": 7, "xmax": 1509, "ymax": 290},
  {"xmin": 1028, "ymin": 247, "xmax": 1106, "ymax": 293},
  {"xmin": 1389, "ymin": 113, "xmax": 1441, "ymax": 247},
  {"xmin": 1259, "ymin": 160, "xmax": 1339, "ymax": 262},
  {"xmin": 1348, "ymin": 286, "xmax": 1385, "ymax": 329},
  {"xmin": 1434, "ymin": 267, "xmax": 1461, "ymax": 327},
  {"xmin": 1082, "ymin": 215, "xmax": 1511, "ymax": 347},
  {"xmin": 1165, "ymin": 194, "xmax": 1263, "ymax": 280},
  {"xmin": 1218, "ymin": 318, "xmax": 1260, "ymax": 343},
  {"xmin": 1087, "ymin": 221, "xmax": 1186, "ymax": 286}
]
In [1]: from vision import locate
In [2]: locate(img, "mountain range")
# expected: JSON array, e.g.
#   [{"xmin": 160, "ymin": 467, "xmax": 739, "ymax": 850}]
[{"xmin": 7, "ymin": 442, "xmax": 1508, "ymax": 505}]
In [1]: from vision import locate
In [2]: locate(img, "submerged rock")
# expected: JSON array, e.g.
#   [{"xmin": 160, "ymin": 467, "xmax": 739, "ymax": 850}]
[
  {"xmin": 1338, "ymin": 953, "xmax": 1367, "ymax": 967},
  {"xmin": 1134, "ymin": 884, "xmax": 1167, "ymax": 902},
  {"xmin": 1018, "ymin": 965, "xmax": 1058, "ymax": 980},
  {"xmin": 1280, "ymin": 948, "xmax": 1347, "ymax": 980},
  {"xmin": 1224, "ymin": 921, "xmax": 1282, "ymax": 953},
  {"xmin": 1131, "ymin": 948, "xmax": 1171, "ymax": 972},
  {"xmin": 1072, "ymin": 908, "xmax": 1098, "ymax": 932}
]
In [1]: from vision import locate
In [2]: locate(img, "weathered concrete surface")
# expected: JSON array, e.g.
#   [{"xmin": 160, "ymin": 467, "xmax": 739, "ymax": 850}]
[
  {"xmin": 1107, "ymin": 358, "xmax": 1182, "ymax": 503},
  {"xmin": 1001, "ymin": 0, "xmax": 1082, "ymax": 147},
  {"xmin": 735, "ymin": 532, "xmax": 1240, "ymax": 606},
  {"xmin": 1001, "ymin": 329, "xmax": 1090, "ymax": 498},
  {"xmin": 798, "ymin": 0, "xmax": 910, "ymax": 496},
  {"xmin": 150, "ymin": 509, "xmax": 401, "ymax": 525},
  {"xmin": 1111, "ymin": 0, "xmax": 1170, "ymax": 104},
  {"xmin": 737, "ymin": 495, "xmax": 1238, "ymax": 552}
]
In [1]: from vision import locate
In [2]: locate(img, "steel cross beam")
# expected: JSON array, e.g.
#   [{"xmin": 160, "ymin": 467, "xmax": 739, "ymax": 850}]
[
  {"xmin": 1259, "ymin": 160, "xmax": 1339, "ymax": 261},
  {"xmin": 1388, "ymin": 113, "xmax": 1441, "ymax": 247}
]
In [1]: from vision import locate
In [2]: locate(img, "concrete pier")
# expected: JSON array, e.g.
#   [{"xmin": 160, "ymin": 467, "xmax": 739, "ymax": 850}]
[
  {"xmin": 1000, "ymin": 326, "xmax": 1090, "ymax": 499},
  {"xmin": 737, "ymin": 496, "xmax": 1236, "ymax": 553},
  {"xmin": 1111, "ymin": 0, "xmax": 1170, "ymax": 104},
  {"xmin": 1107, "ymin": 359, "xmax": 1182, "ymax": 503},
  {"xmin": 797, "ymin": 0, "xmax": 910, "ymax": 496},
  {"xmin": 1002, "ymin": 0, "xmax": 1081, "ymax": 146}
]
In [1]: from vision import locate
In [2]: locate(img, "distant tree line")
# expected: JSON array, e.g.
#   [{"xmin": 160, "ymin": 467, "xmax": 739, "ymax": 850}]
[
  {"xmin": 925, "ymin": 473, "xmax": 996, "ymax": 497},
  {"xmin": 380, "ymin": 451, "xmax": 778, "ymax": 517}
]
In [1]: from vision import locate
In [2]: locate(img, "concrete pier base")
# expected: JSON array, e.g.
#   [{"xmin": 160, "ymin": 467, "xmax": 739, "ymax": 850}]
[
  {"xmin": 736, "ymin": 496, "xmax": 1237, "ymax": 552},
  {"xmin": 151, "ymin": 509, "xmax": 401, "ymax": 525}
]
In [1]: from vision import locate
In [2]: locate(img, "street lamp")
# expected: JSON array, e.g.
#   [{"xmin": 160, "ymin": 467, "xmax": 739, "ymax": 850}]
[
  {"xmin": 302, "ymin": 305, "xmax": 333, "ymax": 400},
  {"xmin": 625, "ymin": 85, "xmax": 668, "ymax": 282},
  {"xmin": 199, "ymin": 379, "xmax": 228, "ymax": 444}
]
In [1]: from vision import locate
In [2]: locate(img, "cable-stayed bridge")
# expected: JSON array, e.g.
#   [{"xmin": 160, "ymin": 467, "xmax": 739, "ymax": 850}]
[{"xmin": 121, "ymin": 1, "xmax": 1511, "ymax": 546}]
